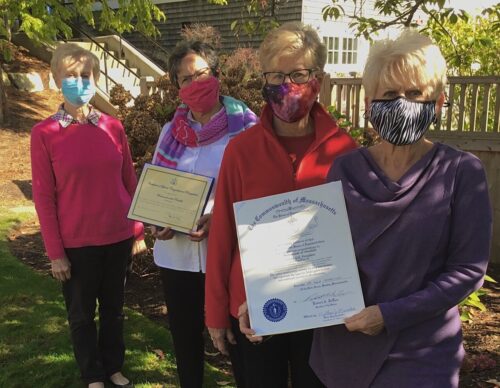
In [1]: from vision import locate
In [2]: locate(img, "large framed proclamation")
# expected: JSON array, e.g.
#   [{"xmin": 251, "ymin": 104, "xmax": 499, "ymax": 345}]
[{"xmin": 233, "ymin": 181, "xmax": 365, "ymax": 336}]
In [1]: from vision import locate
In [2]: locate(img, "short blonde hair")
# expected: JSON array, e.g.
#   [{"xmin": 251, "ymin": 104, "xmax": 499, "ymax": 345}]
[
  {"xmin": 259, "ymin": 22, "xmax": 326, "ymax": 71},
  {"xmin": 51, "ymin": 43, "xmax": 100, "ymax": 82},
  {"xmin": 362, "ymin": 30, "xmax": 447, "ymax": 99}
]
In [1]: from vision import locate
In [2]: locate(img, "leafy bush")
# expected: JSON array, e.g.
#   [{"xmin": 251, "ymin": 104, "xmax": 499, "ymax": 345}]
[
  {"xmin": 219, "ymin": 48, "xmax": 264, "ymax": 116},
  {"xmin": 326, "ymin": 106, "xmax": 379, "ymax": 147},
  {"xmin": 180, "ymin": 23, "xmax": 222, "ymax": 49},
  {"xmin": 110, "ymin": 79, "xmax": 177, "ymax": 170},
  {"xmin": 459, "ymin": 274, "xmax": 497, "ymax": 323}
]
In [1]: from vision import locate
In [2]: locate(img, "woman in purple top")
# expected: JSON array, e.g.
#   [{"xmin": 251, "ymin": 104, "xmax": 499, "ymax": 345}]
[{"xmin": 310, "ymin": 31, "xmax": 492, "ymax": 387}]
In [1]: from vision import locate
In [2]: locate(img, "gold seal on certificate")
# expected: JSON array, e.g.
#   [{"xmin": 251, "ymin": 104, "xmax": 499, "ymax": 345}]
[
  {"xmin": 128, "ymin": 164, "xmax": 214, "ymax": 233},
  {"xmin": 234, "ymin": 181, "xmax": 365, "ymax": 336}
]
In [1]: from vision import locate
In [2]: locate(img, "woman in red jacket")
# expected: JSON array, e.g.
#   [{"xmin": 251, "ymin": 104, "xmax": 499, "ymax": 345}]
[{"xmin": 205, "ymin": 22, "xmax": 357, "ymax": 387}]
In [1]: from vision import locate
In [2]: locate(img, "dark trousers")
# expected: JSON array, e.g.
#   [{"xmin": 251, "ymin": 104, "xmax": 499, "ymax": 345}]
[
  {"xmin": 229, "ymin": 317, "xmax": 325, "ymax": 388},
  {"xmin": 62, "ymin": 237, "xmax": 133, "ymax": 384},
  {"xmin": 160, "ymin": 268, "xmax": 205, "ymax": 388}
]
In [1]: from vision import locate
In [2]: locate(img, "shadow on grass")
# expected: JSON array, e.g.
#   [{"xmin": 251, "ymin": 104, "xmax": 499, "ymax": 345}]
[
  {"xmin": 11, "ymin": 180, "xmax": 32, "ymax": 201},
  {"xmin": 0, "ymin": 291, "xmax": 183, "ymax": 387}
]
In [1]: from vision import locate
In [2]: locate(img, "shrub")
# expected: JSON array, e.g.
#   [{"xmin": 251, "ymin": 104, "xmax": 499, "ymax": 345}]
[
  {"xmin": 326, "ymin": 106, "xmax": 379, "ymax": 147},
  {"xmin": 219, "ymin": 47, "xmax": 264, "ymax": 116},
  {"xmin": 459, "ymin": 274, "xmax": 497, "ymax": 323},
  {"xmin": 180, "ymin": 23, "xmax": 222, "ymax": 49}
]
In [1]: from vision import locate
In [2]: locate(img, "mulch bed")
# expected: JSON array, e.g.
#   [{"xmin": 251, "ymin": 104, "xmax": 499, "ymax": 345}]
[{"xmin": 1, "ymin": 41, "xmax": 51, "ymax": 73}]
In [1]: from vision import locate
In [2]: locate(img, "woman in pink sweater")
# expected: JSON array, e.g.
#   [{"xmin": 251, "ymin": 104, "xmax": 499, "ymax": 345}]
[{"xmin": 30, "ymin": 43, "xmax": 143, "ymax": 388}]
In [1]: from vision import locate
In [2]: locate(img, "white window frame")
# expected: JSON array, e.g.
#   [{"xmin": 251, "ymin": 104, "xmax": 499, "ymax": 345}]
[
  {"xmin": 341, "ymin": 37, "xmax": 358, "ymax": 65},
  {"xmin": 323, "ymin": 36, "xmax": 359, "ymax": 65}
]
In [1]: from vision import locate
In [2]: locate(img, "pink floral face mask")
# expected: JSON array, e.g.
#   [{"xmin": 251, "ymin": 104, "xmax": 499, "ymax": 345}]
[{"xmin": 262, "ymin": 78, "xmax": 320, "ymax": 123}]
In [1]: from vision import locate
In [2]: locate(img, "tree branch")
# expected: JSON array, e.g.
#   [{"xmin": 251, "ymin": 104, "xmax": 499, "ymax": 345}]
[
  {"xmin": 404, "ymin": 0, "xmax": 427, "ymax": 27},
  {"xmin": 346, "ymin": 0, "xmax": 428, "ymax": 36},
  {"xmin": 425, "ymin": 7, "xmax": 460, "ymax": 60}
]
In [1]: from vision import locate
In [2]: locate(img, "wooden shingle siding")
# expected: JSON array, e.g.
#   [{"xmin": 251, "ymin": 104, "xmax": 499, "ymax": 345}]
[
  {"xmin": 123, "ymin": 0, "xmax": 302, "ymax": 55},
  {"xmin": 303, "ymin": 0, "xmax": 382, "ymax": 22}
]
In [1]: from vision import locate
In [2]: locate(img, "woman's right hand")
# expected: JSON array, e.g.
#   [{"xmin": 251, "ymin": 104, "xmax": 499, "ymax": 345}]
[
  {"xmin": 208, "ymin": 327, "xmax": 236, "ymax": 356},
  {"xmin": 51, "ymin": 257, "xmax": 71, "ymax": 281},
  {"xmin": 150, "ymin": 225, "xmax": 175, "ymax": 240},
  {"xmin": 238, "ymin": 302, "xmax": 263, "ymax": 343}
]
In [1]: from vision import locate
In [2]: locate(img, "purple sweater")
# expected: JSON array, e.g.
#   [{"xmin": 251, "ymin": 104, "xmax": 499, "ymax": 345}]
[
  {"xmin": 311, "ymin": 143, "xmax": 492, "ymax": 387},
  {"xmin": 31, "ymin": 113, "xmax": 142, "ymax": 260}
]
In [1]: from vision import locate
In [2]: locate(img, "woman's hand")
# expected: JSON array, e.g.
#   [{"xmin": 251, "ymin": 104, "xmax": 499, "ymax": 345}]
[
  {"xmin": 208, "ymin": 327, "xmax": 236, "ymax": 356},
  {"xmin": 51, "ymin": 257, "xmax": 71, "ymax": 281},
  {"xmin": 189, "ymin": 214, "xmax": 211, "ymax": 242},
  {"xmin": 150, "ymin": 225, "xmax": 175, "ymax": 240},
  {"xmin": 238, "ymin": 302, "xmax": 263, "ymax": 343},
  {"xmin": 344, "ymin": 305, "xmax": 385, "ymax": 336},
  {"xmin": 131, "ymin": 239, "xmax": 147, "ymax": 256}
]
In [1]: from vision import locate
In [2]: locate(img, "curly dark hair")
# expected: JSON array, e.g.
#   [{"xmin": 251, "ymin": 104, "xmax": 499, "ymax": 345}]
[{"xmin": 167, "ymin": 40, "xmax": 219, "ymax": 88}]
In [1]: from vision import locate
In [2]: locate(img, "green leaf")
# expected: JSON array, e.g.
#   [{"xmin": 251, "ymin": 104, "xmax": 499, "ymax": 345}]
[
  {"xmin": 478, "ymin": 37, "xmax": 492, "ymax": 46},
  {"xmin": 484, "ymin": 274, "xmax": 497, "ymax": 283},
  {"xmin": 460, "ymin": 309, "xmax": 472, "ymax": 322},
  {"xmin": 2, "ymin": 47, "xmax": 12, "ymax": 62},
  {"xmin": 468, "ymin": 292, "xmax": 480, "ymax": 301},
  {"xmin": 466, "ymin": 299, "xmax": 486, "ymax": 311}
]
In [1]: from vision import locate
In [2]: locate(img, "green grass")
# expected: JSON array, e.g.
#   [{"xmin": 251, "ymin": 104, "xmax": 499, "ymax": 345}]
[{"xmin": 0, "ymin": 209, "xmax": 233, "ymax": 388}]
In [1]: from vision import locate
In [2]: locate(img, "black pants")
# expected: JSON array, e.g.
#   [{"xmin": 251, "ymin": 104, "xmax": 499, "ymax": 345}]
[
  {"xmin": 62, "ymin": 237, "xmax": 133, "ymax": 385},
  {"xmin": 229, "ymin": 317, "xmax": 325, "ymax": 388},
  {"xmin": 160, "ymin": 268, "xmax": 205, "ymax": 388}
]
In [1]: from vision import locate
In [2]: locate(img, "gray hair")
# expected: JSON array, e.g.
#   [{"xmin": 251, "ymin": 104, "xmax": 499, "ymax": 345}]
[
  {"xmin": 259, "ymin": 22, "xmax": 326, "ymax": 71},
  {"xmin": 167, "ymin": 41, "xmax": 219, "ymax": 88}
]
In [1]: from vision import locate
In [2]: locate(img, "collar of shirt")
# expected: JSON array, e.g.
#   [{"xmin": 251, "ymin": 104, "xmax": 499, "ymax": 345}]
[{"xmin": 51, "ymin": 104, "xmax": 102, "ymax": 128}]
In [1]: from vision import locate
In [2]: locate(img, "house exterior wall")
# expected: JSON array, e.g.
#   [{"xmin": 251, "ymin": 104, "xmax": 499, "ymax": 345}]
[
  {"xmin": 123, "ymin": 0, "xmax": 302, "ymax": 57},
  {"xmin": 302, "ymin": 0, "xmax": 367, "ymax": 76},
  {"xmin": 302, "ymin": 0, "xmax": 403, "ymax": 76},
  {"xmin": 118, "ymin": 1, "xmax": 413, "ymax": 74}
]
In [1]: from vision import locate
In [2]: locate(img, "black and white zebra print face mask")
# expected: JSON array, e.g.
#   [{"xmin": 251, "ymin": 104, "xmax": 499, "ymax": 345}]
[{"xmin": 368, "ymin": 97, "xmax": 436, "ymax": 146}]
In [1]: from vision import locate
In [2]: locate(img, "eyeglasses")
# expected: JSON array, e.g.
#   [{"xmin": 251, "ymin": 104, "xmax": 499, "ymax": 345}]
[
  {"xmin": 178, "ymin": 67, "xmax": 211, "ymax": 87},
  {"xmin": 263, "ymin": 68, "xmax": 318, "ymax": 85}
]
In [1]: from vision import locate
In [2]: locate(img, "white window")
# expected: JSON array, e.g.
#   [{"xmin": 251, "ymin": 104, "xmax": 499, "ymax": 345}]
[
  {"xmin": 342, "ymin": 37, "xmax": 358, "ymax": 64},
  {"xmin": 323, "ymin": 36, "xmax": 358, "ymax": 65}
]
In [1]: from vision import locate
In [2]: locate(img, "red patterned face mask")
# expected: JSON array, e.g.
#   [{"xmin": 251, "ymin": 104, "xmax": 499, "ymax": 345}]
[
  {"xmin": 262, "ymin": 78, "xmax": 320, "ymax": 123},
  {"xmin": 179, "ymin": 76, "xmax": 220, "ymax": 114}
]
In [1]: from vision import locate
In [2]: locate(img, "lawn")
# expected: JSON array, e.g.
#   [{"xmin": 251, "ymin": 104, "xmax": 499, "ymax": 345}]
[{"xmin": 0, "ymin": 208, "xmax": 232, "ymax": 388}]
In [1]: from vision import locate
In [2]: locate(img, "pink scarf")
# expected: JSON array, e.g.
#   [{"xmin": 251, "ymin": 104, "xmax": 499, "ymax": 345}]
[{"xmin": 156, "ymin": 96, "xmax": 258, "ymax": 168}]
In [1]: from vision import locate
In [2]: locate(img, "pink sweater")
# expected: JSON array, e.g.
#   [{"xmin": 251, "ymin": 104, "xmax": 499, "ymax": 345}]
[{"xmin": 31, "ymin": 113, "xmax": 143, "ymax": 260}]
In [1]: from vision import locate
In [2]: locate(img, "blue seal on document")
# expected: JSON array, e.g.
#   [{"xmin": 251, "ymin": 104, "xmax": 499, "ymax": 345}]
[{"xmin": 263, "ymin": 298, "xmax": 287, "ymax": 322}]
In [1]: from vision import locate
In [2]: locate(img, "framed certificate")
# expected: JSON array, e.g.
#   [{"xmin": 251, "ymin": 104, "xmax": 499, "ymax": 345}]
[
  {"xmin": 234, "ymin": 181, "xmax": 365, "ymax": 336},
  {"xmin": 128, "ymin": 164, "xmax": 214, "ymax": 233}
]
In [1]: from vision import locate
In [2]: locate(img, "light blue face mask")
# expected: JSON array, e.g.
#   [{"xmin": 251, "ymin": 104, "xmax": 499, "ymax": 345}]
[{"xmin": 61, "ymin": 77, "xmax": 96, "ymax": 107}]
